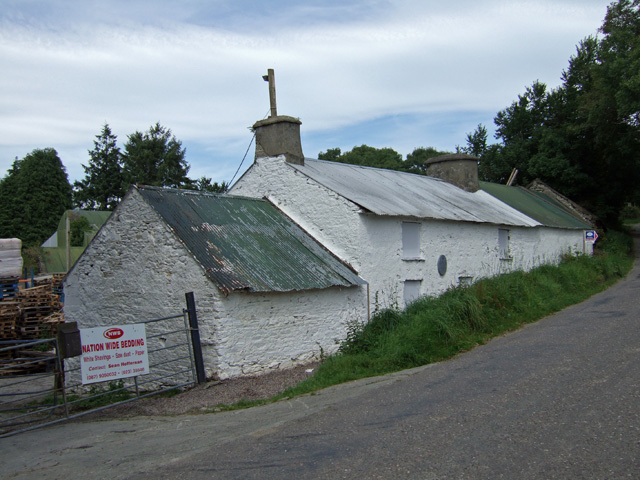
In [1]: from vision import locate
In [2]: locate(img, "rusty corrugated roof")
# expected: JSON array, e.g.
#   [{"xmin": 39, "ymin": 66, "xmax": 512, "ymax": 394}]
[{"xmin": 136, "ymin": 186, "xmax": 365, "ymax": 295}]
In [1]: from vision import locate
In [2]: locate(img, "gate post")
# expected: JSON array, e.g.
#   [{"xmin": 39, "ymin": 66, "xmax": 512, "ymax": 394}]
[{"xmin": 185, "ymin": 292, "xmax": 206, "ymax": 384}]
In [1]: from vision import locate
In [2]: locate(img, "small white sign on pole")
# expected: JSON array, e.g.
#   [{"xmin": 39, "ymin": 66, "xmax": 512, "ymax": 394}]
[
  {"xmin": 80, "ymin": 324, "xmax": 150, "ymax": 385},
  {"xmin": 585, "ymin": 230, "xmax": 599, "ymax": 242}
]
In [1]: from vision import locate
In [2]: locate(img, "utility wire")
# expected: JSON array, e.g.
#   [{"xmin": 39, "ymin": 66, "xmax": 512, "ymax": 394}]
[
  {"xmin": 227, "ymin": 132, "xmax": 255, "ymax": 190},
  {"xmin": 226, "ymin": 109, "xmax": 271, "ymax": 191}
]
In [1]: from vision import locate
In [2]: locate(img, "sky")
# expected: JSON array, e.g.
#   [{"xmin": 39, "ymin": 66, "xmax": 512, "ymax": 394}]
[{"xmin": 0, "ymin": 0, "xmax": 613, "ymax": 186}]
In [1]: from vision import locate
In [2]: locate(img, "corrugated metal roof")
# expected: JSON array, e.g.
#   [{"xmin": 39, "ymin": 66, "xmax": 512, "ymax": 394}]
[
  {"xmin": 136, "ymin": 186, "xmax": 366, "ymax": 295},
  {"xmin": 289, "ymin": 159, "xmax": 540, "ymax": 227},
  {"xmin": 479, "ymin": 182, "xmax": 591, "ymax": 230}
]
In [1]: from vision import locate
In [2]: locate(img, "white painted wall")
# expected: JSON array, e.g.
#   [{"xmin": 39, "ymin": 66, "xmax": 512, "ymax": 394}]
[
  {"xmin": 232, "ymin": 156, "xmax": 591, "ymax": 310},
  {"xmin": 217, "ymin": 286, "xmax": 367, "ymax": 378},
  {"xmin": 64, "ymin": 188, "xmax": 368, "ymax": 381}
]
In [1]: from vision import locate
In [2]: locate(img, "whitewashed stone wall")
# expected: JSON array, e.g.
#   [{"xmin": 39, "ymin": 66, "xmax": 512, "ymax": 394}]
[
  {"xmin": 64, "ymin": 188, "xmax": 368, "ymax": 381},
  {"xmin": 232, "ymin": 156, "xmax": 592, "ymax": 310},
  {"xmin": 233, "ymin": 156, "xmax": 366, "ymax": 271},
  {"xmin": 216, "ymin": 286, "xmax": 367, "ymax": 378}
]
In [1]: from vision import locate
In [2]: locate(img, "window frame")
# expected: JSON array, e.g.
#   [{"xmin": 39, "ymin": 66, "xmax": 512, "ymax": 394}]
[
  {"xmin": 403, "ymin": 279, "xmax": 422, "ymax": 305},
  {"xmin": 401, "ymin": 222, "xmax": 422, "ymax": 260},
  {"xmin": 498, "ymin": 228, "xmax": 512, "ymax": 260}
]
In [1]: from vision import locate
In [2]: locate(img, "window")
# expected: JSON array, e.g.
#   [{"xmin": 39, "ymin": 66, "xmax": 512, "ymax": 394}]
[
  {"xmin": 498, "ymin": 229, "xmax": 511, "ymax": 259},
  {"xmin": 402, "ymin": 222, "xmax": 421, "ymax": 259},
  {"xmin": 404, "ymin": 280, "xmax": 422, "ymax": 305}
]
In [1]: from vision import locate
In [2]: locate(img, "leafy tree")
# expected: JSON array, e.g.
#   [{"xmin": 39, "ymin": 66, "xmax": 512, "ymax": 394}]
[
  {"xmin": 318, "ymin": 145, "xmax": 452, "ymax": 175},
  {"xmin": 317, "ymin": 147, "xmax": 342, "ymax": 162},
  {"xmin": 405, "ymin": 147, "xmax": 452, "ymax": 174},
  {"xmin": 197, "ymin": 177, "xmax": 228, "ymax": 193},
  {"xmin": 73, "ymin": 124, "xmax": 125, "ymax": 211},
  {"xmin": 318, "ymin": 145, "xmax": 404, "ymax": 171},
  {"xmin": 185, "ymin": 177, "xmax": 228, "ymax": 193},
  {"xmin": 0, "ymin": 148, "xmax": 72, "ymax": 246},
  {"xmin": 69, "ymin": 214, "xmax": 93, "ymax": 247},
  {"xmin": 476, "ymin": 0, "xmax": 640, "ymax": 224},
  {"xmin": 461, "ymin": 124, "xmax": 488, "ymax": 158},
  {"xmin": 121, "ymin": 123, "xmax": 190, "ymax": 188}
]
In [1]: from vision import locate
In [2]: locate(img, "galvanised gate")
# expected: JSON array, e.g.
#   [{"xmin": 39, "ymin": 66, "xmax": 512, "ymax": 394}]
[{"xmin": 0, "ymin": 292, "xmax": 205, "ymax": 438}]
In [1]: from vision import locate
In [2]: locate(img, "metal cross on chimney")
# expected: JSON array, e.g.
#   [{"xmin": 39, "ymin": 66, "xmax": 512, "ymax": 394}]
[{"xmin": 262, "ymin": 68, "xmax": 277, "ymax": 117}]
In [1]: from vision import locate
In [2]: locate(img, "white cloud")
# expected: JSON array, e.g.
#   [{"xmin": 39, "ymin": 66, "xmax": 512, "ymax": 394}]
[{"xmin": 0, "ymin": 0, "xmax": 610, "ymax": 184}]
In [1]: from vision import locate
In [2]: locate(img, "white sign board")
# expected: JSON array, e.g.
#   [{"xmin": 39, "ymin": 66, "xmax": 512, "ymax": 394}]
[{"xmin": 80, "ymin": 324, "xmax": 149, "ymax": 385}]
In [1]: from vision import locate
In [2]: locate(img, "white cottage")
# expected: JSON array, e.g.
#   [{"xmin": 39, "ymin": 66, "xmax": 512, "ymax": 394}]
[
  {"xmin": 231, "ymin": 115, "xmax": 593, "ymax": 310},
  {"xmin": 63, "ymin": 186, "xmax": 367, "ymax": 379}
]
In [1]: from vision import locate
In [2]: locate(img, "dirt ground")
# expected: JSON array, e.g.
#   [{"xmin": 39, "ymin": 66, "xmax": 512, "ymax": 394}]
[{"xmin": 99, "ymin": 362, "xmax": 320, "ymax": 418}]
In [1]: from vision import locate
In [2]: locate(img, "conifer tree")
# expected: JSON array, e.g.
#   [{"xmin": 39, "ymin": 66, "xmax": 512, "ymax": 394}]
[
  {"xmin": 73, "ymin": 124, "xmax": 125, "ymax": 210},
  {"xmin": 0, "ymin": 148, "xmax": 72, "ymax": 246}
]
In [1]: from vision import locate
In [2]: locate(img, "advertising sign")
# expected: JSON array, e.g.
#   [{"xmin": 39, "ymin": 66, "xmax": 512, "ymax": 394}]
[
  {"xmin": 80, "ymin": 324, "xmax": 149, "ymax": 385},
  {"xmin": 585, "ymin": 230, "xmax": 599, "ymax": 242}
]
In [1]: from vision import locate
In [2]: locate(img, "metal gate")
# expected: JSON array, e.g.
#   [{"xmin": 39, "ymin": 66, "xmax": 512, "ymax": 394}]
[{"xmin": 0, "ymin": 292, "xmax": 205, "ymax": 438}]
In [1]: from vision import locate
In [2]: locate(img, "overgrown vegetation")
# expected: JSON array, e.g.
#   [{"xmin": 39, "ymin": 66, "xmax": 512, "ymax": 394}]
[
  {"xmin": 621, "ymin": 204, "xmax": 640, "ymax": 224},
  {"xmin": 205, "ymin": 230, "xmax": 633, "ymax": 412}
]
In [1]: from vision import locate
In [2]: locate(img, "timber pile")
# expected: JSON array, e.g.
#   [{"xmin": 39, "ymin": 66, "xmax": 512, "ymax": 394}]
[
  {"xmin": 0, "ymin": 277, "xmax": 19, "ymax": 300},
  {"xmin": 0, "ymin": 276, "xmax": 65, "ymax": 341},
  {"xmin": 0, "ymin": 276, "xmax": 65, "ymax": 376},
  {"xmin": 19, "ymin": 285, "xmax": 61, "ymax": 339},
  {"xmin": 0, "ymin": 301, "xmax": 19, "ymax": 339}
]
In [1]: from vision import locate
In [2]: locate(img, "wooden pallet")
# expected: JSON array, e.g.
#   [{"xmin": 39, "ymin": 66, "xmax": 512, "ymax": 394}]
[
  {"xmin": 0, "ymin": 281, "xmax": 18, "ymax": 300},
  {"xmin": 43, "ymin": 312, "xmax": 65, "ymax": 336},
  {"xmin": 2, "ymin": 350, "xmax": 55, "ymax": 375},
  {"xmin": 0, "ymin": 302, "xmax": 20, "ymax": 340},
  {"xmin": 0, "ymin": 280, "xmax": 65, "ymax": 341},
  {"xmin": 19, "ymin": 325, "xmax": 43, "ymax": 339},
  {"xmin": 0, "ymin": 301, "xmax": 19, "ymax": 314},
  {"xmin": 0, "ymin": 319, "xmax": 16, "ymax": 339}
]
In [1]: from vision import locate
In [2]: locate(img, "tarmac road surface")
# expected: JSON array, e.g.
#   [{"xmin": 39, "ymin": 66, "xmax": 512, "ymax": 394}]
[{"xmin": 2, "ymin": 237, "xmax": 640, "ymax": 479}]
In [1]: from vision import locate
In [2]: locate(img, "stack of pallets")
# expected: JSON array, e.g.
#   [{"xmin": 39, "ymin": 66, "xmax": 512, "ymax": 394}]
[
  {"xmin": 0, "ymin": 276, "xmax": 65, "ymax": 376},
  {"xmin": 0, "ymin": 301, "xmax": 19, "ymax": 340},
  {"xmin": 0, "ymin": 277, "xmax": 19, "ymax": 300},
  {"xmin": 18, "ymin": 285, "xmax": 62, "ymax": 340}
]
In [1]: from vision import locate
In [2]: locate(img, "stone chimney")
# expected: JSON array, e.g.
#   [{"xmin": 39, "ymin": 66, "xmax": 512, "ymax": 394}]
[
  {"xmin": 253, "ymin": 69, "xmax": 304, "ymax": 165},
  {"xmin": 424, "ymin": 153, "xmax": 479, "ymax": 192},
  {"xmin": 253, "ymin": 115, "xmax": 304, "ymax": 165}
]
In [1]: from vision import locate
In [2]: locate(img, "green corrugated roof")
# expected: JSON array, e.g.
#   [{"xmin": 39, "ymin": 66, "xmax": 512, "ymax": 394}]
[
  {"xmin": 479, "ymin": 182, "xmax": 591, "ymax": 229},
  {"xmin": 137, "ymin": 186, "xmax": 366, "ymax": 295}
]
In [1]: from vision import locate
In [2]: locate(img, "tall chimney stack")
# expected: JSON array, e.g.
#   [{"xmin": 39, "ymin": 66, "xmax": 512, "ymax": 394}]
[{"xmin": 253, "ymin": 69, "xmax": 304, "ymax": 165}]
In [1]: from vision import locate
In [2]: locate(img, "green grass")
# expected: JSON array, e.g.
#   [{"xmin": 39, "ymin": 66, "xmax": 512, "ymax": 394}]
[{"xmin": 207, "ymin": 230, "xmax": 634, "ymax": 412}]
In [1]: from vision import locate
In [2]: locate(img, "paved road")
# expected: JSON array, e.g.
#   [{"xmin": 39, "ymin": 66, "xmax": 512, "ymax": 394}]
[{"xmin": 3, "ymin": 245, "xmax": 640, "ymax": 479}]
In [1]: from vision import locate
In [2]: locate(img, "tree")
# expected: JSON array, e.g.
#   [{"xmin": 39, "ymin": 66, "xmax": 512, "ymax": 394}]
[
  {"xmin": 318, "ymin": 145, "xmax": 404, "ymax": 171},
  {"xmin": 405, "ymin": 147, "xmax": 452, "ymax": 174},
  {"xmin": 476, "ymin": 0, "xmax": 640, "ymax": 224},
  {"xmin": 69, "ymin": 214, "xmax": 92, "ymax": 247},
  {"xmin": 0, "ymin": 148, "xmax": 72, "ymax": 246},
  {"xmin": 185, "ymin": 177, "xmax": 228, "ymax": 193},
  {"xmin": 462, "ymin": 124, "xmax": 488, "ymax": 158},
  {"xmin": 318, "ymin": 145, "xmax": 453, "ymax": 176},
  {"xmin": 73, "ymin": 124, "xmax": 125, "ymax": 211},
  {"xmin": 121, "ymin": 123, "xmax": 190, "ymax": 188}
]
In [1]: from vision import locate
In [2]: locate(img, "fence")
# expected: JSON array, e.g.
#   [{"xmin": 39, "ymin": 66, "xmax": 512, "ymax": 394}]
[{"xmin": 0, "ymin": 292, "xmax": 204, "ymax": 438}]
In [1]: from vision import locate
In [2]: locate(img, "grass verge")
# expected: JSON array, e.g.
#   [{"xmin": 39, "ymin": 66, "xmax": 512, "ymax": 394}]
[{"xmin": 211, "ymin": 230, "xmax": 634, "ymax": 411}]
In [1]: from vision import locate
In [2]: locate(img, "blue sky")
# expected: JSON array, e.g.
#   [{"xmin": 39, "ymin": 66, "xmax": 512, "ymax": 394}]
[{"xmin": 0, "ymin": 0, "xmax": 612, "ymax": 185}]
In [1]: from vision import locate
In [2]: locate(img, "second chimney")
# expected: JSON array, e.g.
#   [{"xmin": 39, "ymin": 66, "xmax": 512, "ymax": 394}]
[{"xmin": 424, "ymin": 153, "xmax": 480, "ymax": 192}]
